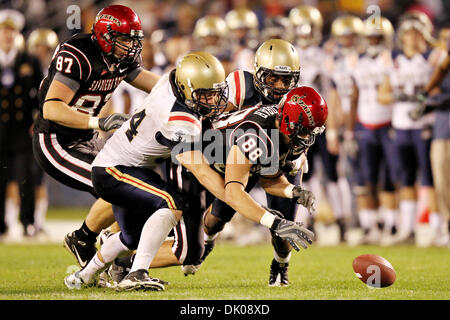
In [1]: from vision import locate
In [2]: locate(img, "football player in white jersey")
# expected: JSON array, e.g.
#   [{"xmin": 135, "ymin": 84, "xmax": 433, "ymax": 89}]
[
  {"xmin": 64, "ymin": 52, "xmax": 315, "ymax": 291},
  {"xmin": 324, "ymin": 15, "xmax": 365, "ymax": 238},
  {"xmin": 385, "ymin": 12, "xmax": 445, "ymax": 244},
  {"xmin": 346, "ymin": 17, "xmax": 399, "ymax": 244},
  {"xmin": 225, "ymin": 8, "xmax": 259, "ymax": 72},
  {"xmin": 289, "ymin": 5, "xmax": 347, "ymax": 242}
]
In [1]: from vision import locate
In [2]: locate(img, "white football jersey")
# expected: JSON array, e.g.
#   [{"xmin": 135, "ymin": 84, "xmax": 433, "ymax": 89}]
[
  {"xmin": 390, "ymin": 51, "xmax": 434, "ymax": 130},
  {"xmin": 297, "ymin": 45, "xmax": 326, "ymax": 90},
  {"xmin": 324, "ymin": 49, "xmax": 359, "ymax": 114},
  {"xmin": 352, "ymin": 50, "xmax": 394, "ymax": 127},
  {"xmin": 92, "ymin": 72, "xmax": 202, "ymax": 169}
]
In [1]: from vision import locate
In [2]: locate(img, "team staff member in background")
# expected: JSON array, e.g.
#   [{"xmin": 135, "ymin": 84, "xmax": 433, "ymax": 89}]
[
  {"xmin": 410, "ymin": 25, "xmax": 450, "ymax": 246},
  {"xmin": 32, "ymin": 5, "xmax": 161, "ymax": 267},
  {"xmin": 27, "ymin": 28, "xmax": 59, "ymax": 236},
  {"xmin": 0, "ymin": 9, "xmax": 43, "ymax": 239}
]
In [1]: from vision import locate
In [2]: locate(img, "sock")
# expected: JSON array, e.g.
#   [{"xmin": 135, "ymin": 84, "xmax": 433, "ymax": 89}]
[
  {"xmin": 33, "ymin": 198, "xmax": 48, "ymax": 231},
  {"xmin": 5, "ymin": 199, "xmax": 19, "ymax": 230},
  {"xmin": 75, "ymin": 221, "xmax": 99, "ymax": 244},
  {"xmin": 130, "ymin": 209, "xmax": 178, "ymax": 272},
  {"xmin": 274, "ymin": 250, "xmax": 291, "ymax": 264},
  {"xmin": 327, "ymin": 182, "xmax": 344, "ymax": 219},
  {"xmin": 99, "ymin": 232, "xmax": 130, "ymax": 262},
  {"xmin": 429, "ymin": 212, "xmax": 442, "ymax": 232},
  {"xmin": 382, "ymin": 208, "xmax": 397, "ymax": 233},
  {"xmin": 79, "ymin": 253, "xmax": 105, "ymax": 283},
  {"xmin": 79, "ymin": 232, "xmax": 129, "ymax": 283},
  {"xmin": 399, "ymin": 200, "xmax": 417, "ymax": 234},
  {"xmin": 358, "ymin": 209, "xmax": 377, "ymax": 231},
  {"xmin": 204, "ymin": 232, "xmax": 219, "ymax": 242}
]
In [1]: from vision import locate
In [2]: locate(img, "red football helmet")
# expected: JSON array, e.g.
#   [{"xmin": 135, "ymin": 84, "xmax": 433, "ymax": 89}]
[
  {"xmin": 278, "ymin": 86, "xmax": 328, "ymax": 150},
  {"xmin": 92, "ymin": 5, "xmax": 144, "ymax": 64}
]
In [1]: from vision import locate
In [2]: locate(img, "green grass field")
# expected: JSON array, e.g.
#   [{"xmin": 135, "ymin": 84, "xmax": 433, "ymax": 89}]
[{"xmin": 0, "ymin": 241, "xmax": 449, "ymax": 300}]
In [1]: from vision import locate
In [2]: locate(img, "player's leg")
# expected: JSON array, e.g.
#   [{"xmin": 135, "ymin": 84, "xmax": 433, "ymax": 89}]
[
  {"xmin": 392, "ymin": 129, "xmax": 418, "ymax": 243},
  {"xmin": 413, "ymin": 129, "xmax": 445, "ymax": 245},
  {"xmin": 266, "ymin": 173, "xmax": 298, "ymax": 286},
  {"xmin": 32, "ymin": 132, "xmax": 114, "ymax": 265},
  {"xmin": 378, "ymin": 127, "xmax": 400, "ymax": 245},
  {"xmin": 317, "ymin": 133, "xmax": 346, "ymax": 240},
  {"xmin": 354, "ymin": 126, "xmax": 381, "ymax": 244},
  {"xmin": 430, "ymin": 139, "xmax": 450, "ymax": 245}
]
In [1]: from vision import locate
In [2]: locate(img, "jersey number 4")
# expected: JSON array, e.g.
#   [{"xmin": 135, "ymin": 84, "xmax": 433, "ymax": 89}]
[{"xmin": 125, "ymin": 109, "xmax": 146, "ymax": 142}]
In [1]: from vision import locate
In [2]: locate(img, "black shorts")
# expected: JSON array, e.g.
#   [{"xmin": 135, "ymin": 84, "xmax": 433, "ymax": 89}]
[
  {"xmin": 91, "ymin": 165, "xmax": 187, "ymax": 250},
  {"xmin": 33, "ymin": 132, "xmax": 104, "ymax": 197}
]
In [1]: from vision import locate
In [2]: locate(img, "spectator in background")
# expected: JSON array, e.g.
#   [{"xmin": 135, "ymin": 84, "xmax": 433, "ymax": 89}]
[
  {"xmin": 0, "ymin": 9, "xmax": 43, "ymax": 239},
  {"xmin": 26, "ymin": 28, "xmax": 59, "ymax": 235}
]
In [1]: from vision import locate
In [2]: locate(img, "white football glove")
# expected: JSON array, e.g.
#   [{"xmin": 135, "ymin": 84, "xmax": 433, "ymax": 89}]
[{"xmin": 285, "ymin": 153, "xmax": 309, "ymax": 176}]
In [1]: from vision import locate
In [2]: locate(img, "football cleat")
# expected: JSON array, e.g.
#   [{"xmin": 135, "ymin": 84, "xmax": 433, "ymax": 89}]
[
  {"xmin": 97, "ymin": 270, "xmax": 114, "ymax": 288},
  {"xmin": 63, "ymin": 231, "xmax": 97, "ymax": 268},
  {"xmin": 268, "ymin": 259, "xmax": 290, "ymax": 287},
  {"xmin": 64, "ymin": 271, "xmax": 95, "ymax": 289},
  {"xmin": 181, "ymin": 264, "xmax": 201, "ymax": 276},
  {"xmin": 108, "ymin": 260, "xmax": 129, "ymax": 286},
  {"xmin": 116, "ymin": 269, "xmax": 165, "ymax": 292}
]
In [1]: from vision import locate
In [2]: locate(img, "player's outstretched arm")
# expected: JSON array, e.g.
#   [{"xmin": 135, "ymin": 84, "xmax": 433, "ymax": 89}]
[{"xmin": 128, "ymin": 69, "xmax": 161, "ymax": 93}]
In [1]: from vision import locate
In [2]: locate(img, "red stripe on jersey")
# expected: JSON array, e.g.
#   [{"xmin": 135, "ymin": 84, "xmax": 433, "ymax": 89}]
[
  {"xmin": 358, "ymin": 120, "xmax": 391, "ymax": 130},
  {"xmin": 234, "ymin": 71, "xmax": 241, "ymax": 108},
  {"xmin": 168, "ymin": 115, "xmax": 201, "ymax": 130}
]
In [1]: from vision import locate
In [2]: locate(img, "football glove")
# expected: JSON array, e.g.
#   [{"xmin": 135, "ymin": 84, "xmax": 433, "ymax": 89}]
[
  {"xmin": 99, "ymin": 113, "xmax": 131, "ymax": 132},
  {"xmin": 270, "ymin": 218, "xmax": 314, "ymax": 251},
  {"xmin": 292, "ymin": 185, "xmax": 316, "ymax": 215},
  {"xmin": 408, "ymin": 91, "xmax": 428, "ymax": 121}
]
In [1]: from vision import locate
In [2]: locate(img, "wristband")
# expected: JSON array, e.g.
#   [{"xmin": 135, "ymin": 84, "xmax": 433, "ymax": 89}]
[
  {"xmin": 283, "ymin": 184, "xmax": 295, "ymax": 199},
  {"xmin": 260, "ymin": 211, "xmax": 276, "ymax": 228},
  {"xmin": 88, "ymin": 117, "xmax": 99, "ymax": 129}
]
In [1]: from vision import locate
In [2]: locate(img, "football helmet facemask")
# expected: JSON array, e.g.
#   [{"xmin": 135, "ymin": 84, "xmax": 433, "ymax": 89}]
[
  {"xmin": 278, "ymin": 86, "xmax": 327, "ymax": 153},
  {"xmin": 175, "ymin": 51, "xmax": 228, "ymax": 120},
  {"xmin": 92, "ymin": 5, "xmax": 144, "ymax": 65},
  {"xmin": 254, "ymin": 39, "xmax": 301, "ymax": 103}
]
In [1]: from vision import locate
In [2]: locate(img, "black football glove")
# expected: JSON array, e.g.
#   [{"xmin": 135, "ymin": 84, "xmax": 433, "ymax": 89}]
[
  {"xmin": 270, "ymin": 217, "xmax": 315, "ymax": 251},
  {"xmin": 292, "ymin": 185, "xmax": 316, "ymax": 215},
  {"xmin": 408, "ymin": 91, "xmax": 428, "ymax": 121},
  {"xmin": 99, "ymin": 113, "xmax": 131, "ymax": 132}
]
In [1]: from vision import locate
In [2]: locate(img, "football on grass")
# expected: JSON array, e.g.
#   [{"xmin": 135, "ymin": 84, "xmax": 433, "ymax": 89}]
[{"xmin": 352, "ymin": 254, "xmax": 396, "ymax": 288}]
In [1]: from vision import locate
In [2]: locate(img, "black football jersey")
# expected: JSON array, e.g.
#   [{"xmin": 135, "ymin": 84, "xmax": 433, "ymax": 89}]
[
  {"xmin": 209, "ymin": 104, "xmax": 296, "ymax": 177},
  {"xmin": 34, "ymin": 33, "xmax": 142, "ymax": 142}
]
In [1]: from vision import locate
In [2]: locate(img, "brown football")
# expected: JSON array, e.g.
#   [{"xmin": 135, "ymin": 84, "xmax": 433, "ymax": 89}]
[{"xmin": 352, "ymin": 254, "xmax": 396, "ymax": 288}]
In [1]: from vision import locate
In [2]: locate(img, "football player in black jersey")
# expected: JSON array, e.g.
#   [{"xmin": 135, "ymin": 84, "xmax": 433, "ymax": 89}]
[{"xmin": 32, "ymin": 5, "xmax": 161, "ymax": 268}]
